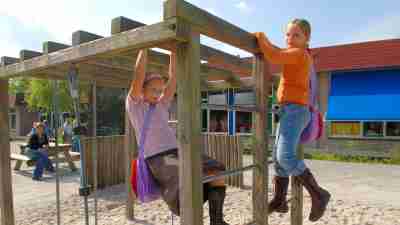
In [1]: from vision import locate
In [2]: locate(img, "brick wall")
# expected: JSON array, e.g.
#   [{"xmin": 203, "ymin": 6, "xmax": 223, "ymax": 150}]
[{"xmin": 16, "ymin": 105, "xmax": 39, "ymax": 136}]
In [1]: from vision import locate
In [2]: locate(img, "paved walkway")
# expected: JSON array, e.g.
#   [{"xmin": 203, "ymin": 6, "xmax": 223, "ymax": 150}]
[
  {"xmin": 244, "ymin": 157, "xmax": 400, "ymax": 207},
  {"xmin": 10, "ymin": 141, "xmax": 81, "ymax": 210}
]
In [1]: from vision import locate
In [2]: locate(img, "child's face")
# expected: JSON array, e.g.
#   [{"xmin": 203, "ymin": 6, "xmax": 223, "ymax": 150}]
[
  {"xmin": 37, "ymin": 126, "xmax": 44, "ymax": 135},
  {"xmin": 285, "ymin": 23, "xmax": 309, "ymax": 49},
  {"xmin": 143, "ymin": 79, "xmax": 165, "ymax": 104}
]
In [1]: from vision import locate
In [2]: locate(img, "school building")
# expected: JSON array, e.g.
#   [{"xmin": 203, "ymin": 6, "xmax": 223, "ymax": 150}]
[
  {"xmin": 199, "ymin": 38, "xmax": 400, "ymax": 157},
  {"xmin": 8, "ymin": 93, "xmax": 40, "ymax": 138}
]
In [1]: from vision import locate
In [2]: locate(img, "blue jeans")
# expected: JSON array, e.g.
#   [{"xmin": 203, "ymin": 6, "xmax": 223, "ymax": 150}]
[
  {"xmin": 29, "ymin": 149, "xmax": 54, "ymax": 179},
  {"xmin": 273, "ymin": 104, "xmax": 311, "ymax": 177}
]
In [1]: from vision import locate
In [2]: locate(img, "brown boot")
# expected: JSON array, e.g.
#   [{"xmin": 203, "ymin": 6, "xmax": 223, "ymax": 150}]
[
  {"xmin": 296, "ymin": 169, "xmax": 331, "ymax": 222},
  {"xmin": 268, "ymin": 176, "xmax": 289, "ymax": 214}
]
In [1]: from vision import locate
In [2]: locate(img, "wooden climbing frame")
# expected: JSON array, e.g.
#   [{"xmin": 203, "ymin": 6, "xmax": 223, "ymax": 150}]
[{"xmin": 0, "ymin": 1, "xmax": 305, "ymax": 225}]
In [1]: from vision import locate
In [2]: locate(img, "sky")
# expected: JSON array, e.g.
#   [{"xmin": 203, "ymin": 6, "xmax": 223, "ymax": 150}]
[{"xmin": 1, "ymin": 0, "xmax": 399, "ymax": 58}]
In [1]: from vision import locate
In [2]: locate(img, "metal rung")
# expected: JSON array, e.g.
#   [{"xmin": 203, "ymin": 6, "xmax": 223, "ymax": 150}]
[
  {"xmin": 202, "ymin": 159, "xmax": 273, "ymax": 184},
  {"xmin": 202, "ymin": 165, "xmax": 257, "ymax": 183}
]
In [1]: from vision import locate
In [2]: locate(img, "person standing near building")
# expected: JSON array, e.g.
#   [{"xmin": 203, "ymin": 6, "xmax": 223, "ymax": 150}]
[
  {"xmin": 42, "ymin": 120, "xmax": 52, "ymax": 138},
  {"xmin": 63, "ymin": 119, "xmax": 73, "ymax": 143}
]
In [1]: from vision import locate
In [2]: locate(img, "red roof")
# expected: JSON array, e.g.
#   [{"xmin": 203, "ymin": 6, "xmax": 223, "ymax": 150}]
[
  {"xmin": 243, "ymin": 38, "xmax": 400, "ymax": 74},
  {"xmin": 312, "ymin": 38, "xmax": 400, "ymax": 72}
]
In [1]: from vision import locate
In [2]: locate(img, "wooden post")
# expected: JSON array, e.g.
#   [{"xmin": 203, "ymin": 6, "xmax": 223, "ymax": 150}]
[
  {"xmin": 291, "ymin": 145, "xmax": 304, "ymax": 225},
  {"xmin": 124, "ymin": 101, "xmax": 137, "ymax": 220},
  {"xmin": 252, "ymin": 55, "xmax": 269, "ymax": 225},
  {"xmin": 0, "ymin": 79, "xmax": 16, "ymax": 225},
  {"xmin": 176, "ymin": 23, "xmax": 203, "ymax": 225}
]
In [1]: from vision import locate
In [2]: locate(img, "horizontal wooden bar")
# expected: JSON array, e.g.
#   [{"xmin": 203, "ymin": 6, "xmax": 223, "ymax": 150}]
[
  {"xmin": 111, "ymin": 16, "xmax": 253, "ymax": 75},
  {"xmin": 164, "ymin": 0, "xmax": 259, "ymax": 53},
  {"xmin": 45, "ymin": 68, "xmax": 130, "ymax": 87},
  {"xmin": 202, "ymin": 80, "xmax": 231, "ymax": 91},
  {"xmin": 89, "ymin": 49, "xmax": 250, "ymax": 85},
  {"xmin": 0, "ymin": 18, "xmax": 181, "ymax": 79}
]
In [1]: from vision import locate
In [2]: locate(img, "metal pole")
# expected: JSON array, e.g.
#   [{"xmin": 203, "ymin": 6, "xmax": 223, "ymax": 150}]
[
  {"xmin": 67, "ymin": 65, "xmax": 90, "ymax": 225},
  {"xmin": 92, "ymin": 81, "xmax": 98, "ymax": 225},
  {"xmin": 51, "ymin": 80, "xmax": 61, "ymax": 225},
  {"xmin": 201, "ymin": 164, "xmax": 257, "ymax": 183}
]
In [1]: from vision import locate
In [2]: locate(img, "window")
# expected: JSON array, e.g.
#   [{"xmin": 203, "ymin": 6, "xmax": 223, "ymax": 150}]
[
  {"xmin": 208, "ymin": 91, "xmax": 226, "ymax": 105},
  {"xmin": 386, "ymin": 122, "xmax": 400, "ymax": 137},
  {"xmin": 236, "ymin": 111, "xmax": 252, "ymax": 133},
  {"xmin": 202, "ymin": 110, "xmax": 208, "ymax": 132},
  {"xmin": 363, "ymin": 122, "xmax": 384, "ymax": 137},
  {"xmin": 234, "ymin": 90, "xmax": 255, "ymax": 105},
  {"xmin": 96, "ymin": 87, "xmax": 126, "ymax": 136},
  {"xmin": 330, "ymin": 121, "xmax": 361, "ymax": 137},
  {"xmin": 209, "ymin": 110, "xmax": 228, "ymax": 133},
  {"xmin": 9, "ymin": 109, "xmax": 16, "ymax": 130}
]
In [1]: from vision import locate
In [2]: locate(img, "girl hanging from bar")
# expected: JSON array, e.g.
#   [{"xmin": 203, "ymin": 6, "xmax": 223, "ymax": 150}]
[{"xmin": 126, "ymin": 48, "xmax": 231, "ymax": 225}]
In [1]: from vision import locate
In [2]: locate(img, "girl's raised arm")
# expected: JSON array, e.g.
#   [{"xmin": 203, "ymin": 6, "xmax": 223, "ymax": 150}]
[
  {"xmin": 129, "ymin": 49, "xmax": 148, "ymax": 99},
  {"xmin": 254, "ymin": 32, "xmax": 303, "ymax": 65},
  {"xmin": 160, "ymin": 51, "xmax": 177, "ymax": 103}
]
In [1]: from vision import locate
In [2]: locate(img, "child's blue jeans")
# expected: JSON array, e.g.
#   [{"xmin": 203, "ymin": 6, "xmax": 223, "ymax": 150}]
[{"xmin": 273, "ymin": 103, "xmax": 311, "ymax": 177}]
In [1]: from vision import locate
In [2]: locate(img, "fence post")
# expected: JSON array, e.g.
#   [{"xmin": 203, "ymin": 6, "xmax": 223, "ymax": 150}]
[
  {"xmin": 291, "ymin": 145, "xmax": 304, "ymax": 225},
  {"xmin": 0, "ymin": 79, "xmax": 15, "ymax": 225}
]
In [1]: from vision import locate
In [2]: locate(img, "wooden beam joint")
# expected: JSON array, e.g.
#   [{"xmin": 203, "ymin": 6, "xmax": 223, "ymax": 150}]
[{"xmin": 164, "ymin": 0, "xmax": 259, "ymax": 53}]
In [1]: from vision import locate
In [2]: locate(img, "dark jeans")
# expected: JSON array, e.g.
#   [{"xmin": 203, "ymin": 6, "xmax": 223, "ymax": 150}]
[{"xmin": 28, "ymin": 149, "xmax": 54, "ymax": 178}]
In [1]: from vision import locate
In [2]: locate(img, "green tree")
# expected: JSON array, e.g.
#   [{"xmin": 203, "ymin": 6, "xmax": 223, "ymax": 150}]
[
  {"xmin": 9, "ymin": 78, "xmax": 30, "ymax": 94},
  {"xmin": 25, "ymin": 79, "xmax": 89, "ymax": 113},
  {"xmin": 26, "ymin": 79, "xmax": 72, "ymax": 112}
]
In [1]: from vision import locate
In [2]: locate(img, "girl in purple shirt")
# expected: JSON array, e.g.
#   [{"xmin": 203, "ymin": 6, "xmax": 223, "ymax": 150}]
[{"xmin": 126, "ymin": 49, "xmax": 230, "ymax": 225}]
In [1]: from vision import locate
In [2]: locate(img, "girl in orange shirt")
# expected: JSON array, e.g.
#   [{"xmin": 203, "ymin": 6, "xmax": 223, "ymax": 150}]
[{"xmin": 255, "ymin": 19, "xmax": 330, "ymax": 222}]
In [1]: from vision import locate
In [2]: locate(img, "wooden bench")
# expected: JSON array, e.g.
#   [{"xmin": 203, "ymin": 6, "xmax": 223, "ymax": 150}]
[
  {"xmin": 69, "ymin": 151, "xmax": 81, "ymax": 161},
  {"xmin": 11, "ymin": 144, "xmax": 80, "ymax": 171},
  {"xmin": 10, "ymin": 153, "xmax": 35, "ymax": 167}
]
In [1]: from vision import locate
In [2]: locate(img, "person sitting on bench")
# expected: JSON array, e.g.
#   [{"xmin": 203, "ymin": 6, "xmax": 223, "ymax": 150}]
[{"xmin": 26, "ymin": 122, "xmax": 55, "ymax": 181}]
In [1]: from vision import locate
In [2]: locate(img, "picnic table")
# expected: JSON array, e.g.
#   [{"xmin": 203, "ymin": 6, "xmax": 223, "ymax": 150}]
[{"xmin": 11, "ymin": 142, "xmax": 80, "ymax": 172}]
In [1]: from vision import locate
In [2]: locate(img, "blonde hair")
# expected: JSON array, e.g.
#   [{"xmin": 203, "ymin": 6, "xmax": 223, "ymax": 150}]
[{"xmin": 289, "ymin": 18, "xmax": 312, "ymax": 48}]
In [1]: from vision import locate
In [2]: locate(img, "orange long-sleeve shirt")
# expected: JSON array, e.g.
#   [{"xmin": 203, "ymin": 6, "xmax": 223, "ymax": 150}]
[{"xmin": 256, "ymin": 35, "xmax": 311, "ymax": 106}]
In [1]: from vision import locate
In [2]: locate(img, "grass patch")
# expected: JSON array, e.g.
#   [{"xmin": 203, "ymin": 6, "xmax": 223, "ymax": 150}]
[
  {"xmin": 304, "ymin": 151, "xmax": 400, "ymax": 165},
  {"xmin": 389, "ymin": 145, "xmax": 400, "ymax": 164}
]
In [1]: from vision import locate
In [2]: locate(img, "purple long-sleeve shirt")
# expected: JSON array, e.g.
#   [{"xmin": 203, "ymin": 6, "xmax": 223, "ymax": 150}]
[{"xmin": 126, "ymin": 95, "xmax": 178, "ymax": 158}]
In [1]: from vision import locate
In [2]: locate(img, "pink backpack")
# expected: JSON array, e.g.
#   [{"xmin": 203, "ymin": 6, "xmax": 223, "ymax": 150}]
[{"xmin": 300, "ymin": 64, "xmax": 323, "ymax": 144}]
